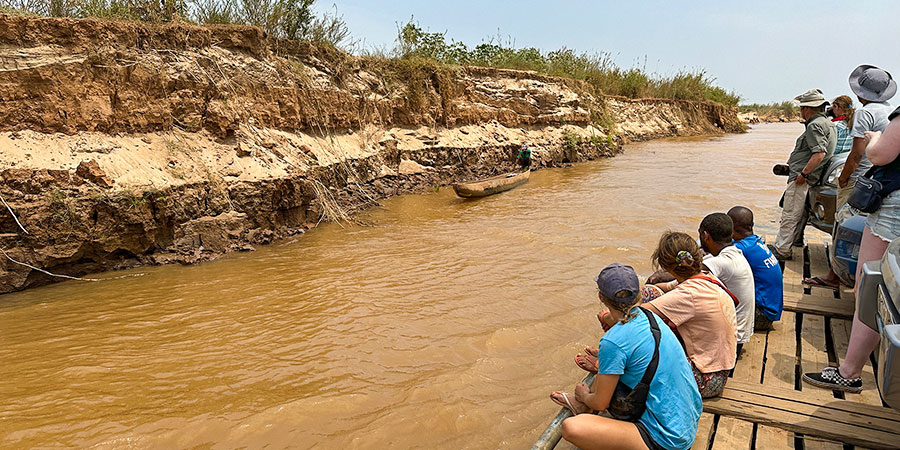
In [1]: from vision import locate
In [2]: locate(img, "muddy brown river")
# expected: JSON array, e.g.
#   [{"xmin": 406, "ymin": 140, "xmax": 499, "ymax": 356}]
[{"xmin": 1, "ymin": 123, "xmax": 800, "ymax": 449}]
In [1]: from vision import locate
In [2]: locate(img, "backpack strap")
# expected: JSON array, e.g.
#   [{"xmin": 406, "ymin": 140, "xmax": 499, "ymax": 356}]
[
  {"xmin": 637, "ymin": 307, "xmax": 661, "ymax": 387},
  {"xmin": 689, "ymin": 274, "xmax": 740, "ymax": 306}
]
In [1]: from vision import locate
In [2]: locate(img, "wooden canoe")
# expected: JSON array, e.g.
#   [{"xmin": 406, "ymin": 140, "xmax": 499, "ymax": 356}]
[{"xmin": 452, "ymin": 171, "xmax": 530, "ymax": 198}]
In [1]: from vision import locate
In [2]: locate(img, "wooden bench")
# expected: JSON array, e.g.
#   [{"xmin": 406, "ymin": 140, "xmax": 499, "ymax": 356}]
[{"xmin": 703, "ymin": 381, "xmax": 900, "ymax": 449}]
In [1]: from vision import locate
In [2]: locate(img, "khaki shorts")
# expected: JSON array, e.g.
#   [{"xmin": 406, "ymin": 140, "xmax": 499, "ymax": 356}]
[{"xmin": 836, "ymin": 179, "xmax": 855, "ymax": 213}]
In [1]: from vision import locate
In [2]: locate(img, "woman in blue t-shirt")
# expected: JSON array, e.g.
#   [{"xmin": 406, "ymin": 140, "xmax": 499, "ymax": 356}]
[{"xmin": 550, "ymin": 263, "xmax": 702, "ymax": 450}]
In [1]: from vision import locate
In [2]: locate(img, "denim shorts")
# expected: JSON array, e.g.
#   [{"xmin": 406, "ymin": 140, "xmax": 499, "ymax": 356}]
[{"xmin": 867, "ymin": 190, "xmax": 900, "ymax": 241}]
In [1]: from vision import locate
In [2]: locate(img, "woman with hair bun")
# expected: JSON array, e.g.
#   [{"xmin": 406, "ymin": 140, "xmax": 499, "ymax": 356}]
[{"xmin": 641, "ymin": 231, "xmax": 738, "ymax": 398}]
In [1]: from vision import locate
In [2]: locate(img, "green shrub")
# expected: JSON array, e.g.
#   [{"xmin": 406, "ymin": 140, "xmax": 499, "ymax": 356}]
[
  {"xmin": 562, "ymin": 129, "xmax": 580, "ymax": 150},
  {"xmin": 0, "ymin": 0, "xmax": 48, "ymax": 15},
  {"xmin": 303, "ymin": 5, "xmax": 349, "ymax": 47},
  {"xmin": 192, "ymin": 0, "xmax": 237, "ymax": 24}
]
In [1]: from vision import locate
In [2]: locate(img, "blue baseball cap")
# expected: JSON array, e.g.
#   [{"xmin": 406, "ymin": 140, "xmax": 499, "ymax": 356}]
[{"xmin": 594, "ymin": 263, "xmax": 640, "ymax": 303}]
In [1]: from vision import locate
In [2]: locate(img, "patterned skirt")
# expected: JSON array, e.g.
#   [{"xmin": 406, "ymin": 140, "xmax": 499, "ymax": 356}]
[{"xmin": 691, "ymin": 362, "xmax": 730, "ymax": 398}]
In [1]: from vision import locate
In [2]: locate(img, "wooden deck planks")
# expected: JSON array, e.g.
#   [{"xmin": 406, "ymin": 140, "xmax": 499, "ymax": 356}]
[
  {"xmin": 755, "ymin": 425, "xmax": 794, "ymax": 450},
  {"xmin": 691, "ymin": 413, "xmax": 716, "ymax": 450},
  {"xmin": 782, "ymin": 246, "xmax": 805, "ymax": 294},
  {"xmin": 709, "ymin": 416, "xmax": 753, "ymax": 450},
  {"xmin": 802, "ymin": 436, "xmax": 847, "ymax": 450},
  {"xmin": 807, "ymin": 242, "xmax": 830, "ymax": 280},
  {"xmin": 840, "ymin": 286, "xmax": 856, "ymax": 304},
  {"xmin": 734, "ymin": 331, "xmax": 765, "ymax": 384},
  {"xmin": 703, "ymin": 382, "xmax": 900, "ymax": 449},
  {"xmin": 723, "ymin": 382, "xmax": 900, "ymax": 422},
  {"xmin": 798, "ymin": 313, "xmax": 841, "ymax": 403},
  {"xmin": 763, "ymin": 311, "xmax": 797, "ymax": 390},
  {"xmin": 782, "ymin": 291, "xmax": 855, "ymax": 319}
]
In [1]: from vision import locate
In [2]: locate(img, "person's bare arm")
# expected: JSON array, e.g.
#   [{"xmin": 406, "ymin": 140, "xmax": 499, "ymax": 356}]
[
  {"xmin": 574, "ymin": 373, "xmax": 618, "ymax": 412},
  {"xmin": 838, "ymin": 137, "xmax": 868, "ymax": 187},
  {"xmin": 656, "ymin": 280, "xmax": 678, "ymax": 292},
  {"xmin": 866, "ymin": 118, "xmax": 900, "ymax": 165},
  {"xmin": 641, "ymin": 302, "xmax": 669, "ymax": 323},
  {"xmin": 796, "ymin": 121, "xmax": 830, "ymax": 185}
]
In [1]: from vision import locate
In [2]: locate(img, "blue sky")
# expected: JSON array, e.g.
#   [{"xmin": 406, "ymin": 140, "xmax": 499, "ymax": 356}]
[{"xmin": 318, "ymin": 0, "xmax": 900, "ymax": 105}]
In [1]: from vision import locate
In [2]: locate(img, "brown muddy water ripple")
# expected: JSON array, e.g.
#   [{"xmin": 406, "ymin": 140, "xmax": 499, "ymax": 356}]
[{"xmin": 1, "ymin": 123, "xmax": 800, "ymax": 449}]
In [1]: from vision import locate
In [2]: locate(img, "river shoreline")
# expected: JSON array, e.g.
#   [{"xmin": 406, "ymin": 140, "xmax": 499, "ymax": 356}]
[
  {"xmin": 0, "ymin": 119, "xmax": 733, "ymax": 295},
  {"xmin": 0, "ymin": 16, "xmax": 742, "ymax": 294},
  {"xmin": 0, "ymin": 124, "xmax": 796, "ymax": 449}
]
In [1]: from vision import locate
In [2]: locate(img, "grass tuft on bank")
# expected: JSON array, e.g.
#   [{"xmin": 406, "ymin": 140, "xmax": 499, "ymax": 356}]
[
  {"xmin": 738, "ymin": 101, "xmax": 799, "ymax": 120},
  {"xmin": 0, "ymin": 0, "xmax": 351, "ymax": 47}
]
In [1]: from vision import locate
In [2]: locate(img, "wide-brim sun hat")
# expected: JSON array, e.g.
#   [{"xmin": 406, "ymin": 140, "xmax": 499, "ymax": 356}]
[
  {"xmin": 793, "ymin": 89, "xmax": 829, "ymax": 107},
  {"xmin": 849, "ymin": 64, "xmax": 897, "ymax": 103}
]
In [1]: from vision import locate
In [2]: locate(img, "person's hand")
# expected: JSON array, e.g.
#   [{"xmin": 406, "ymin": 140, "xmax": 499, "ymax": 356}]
[
  {"xmin": 795, "ymin": 175, "xmax": 807, "ymax": 185},
  {"xmin": 597, "ymin": 310, "xmax": 614, "ymax": 331},
  {"xmin": 574, "ymin": 382, "xmax": 591, "ymax": 402},
  {"xmin": 838, "ymin": 175, "xmax": 849, "ymax": 188}
]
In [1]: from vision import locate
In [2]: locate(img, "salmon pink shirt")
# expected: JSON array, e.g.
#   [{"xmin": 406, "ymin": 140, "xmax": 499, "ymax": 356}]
[{"xmin": 650, "ymin": 275, "xmax": 738, "ymax": 373}]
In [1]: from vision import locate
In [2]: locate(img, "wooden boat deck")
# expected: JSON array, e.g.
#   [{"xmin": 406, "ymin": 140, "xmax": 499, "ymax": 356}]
[
  {"xmin": 690, "ymin": 230, "xmax": 898, "ymax": 450},
  {"xmin": 537, "ymin": 229, "xmax": 900, "ymax": 450}
]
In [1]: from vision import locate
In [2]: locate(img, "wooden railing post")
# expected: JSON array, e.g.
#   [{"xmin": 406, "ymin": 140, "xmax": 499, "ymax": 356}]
[{"xmin": 531, "ymin": 373, "xmax": 595, "ymax": 450}]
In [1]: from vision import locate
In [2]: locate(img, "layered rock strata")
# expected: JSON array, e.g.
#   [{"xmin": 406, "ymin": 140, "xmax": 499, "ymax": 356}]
[{"xmin": 0, "ymin": 16, "xmax": 742, "ymax": 293}]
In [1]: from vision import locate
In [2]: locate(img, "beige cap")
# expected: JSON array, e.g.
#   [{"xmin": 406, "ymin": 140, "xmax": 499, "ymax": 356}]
[{"xmin": 793, "ymin": 89, "xmax": 828, "ymax": 107}]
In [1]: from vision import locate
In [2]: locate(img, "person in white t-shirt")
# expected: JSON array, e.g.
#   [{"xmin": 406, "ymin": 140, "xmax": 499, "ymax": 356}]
[
  {"xmin": 698, "ymin": 213, "xmax": 756, "ymax": 355},
  {"xmin": 836, "ymin": 65, "xmax": 895, "ymax": 194}
]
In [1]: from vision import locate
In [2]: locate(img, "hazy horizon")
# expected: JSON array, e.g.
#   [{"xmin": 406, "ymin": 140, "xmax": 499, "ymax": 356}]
[{"xmin": 321, "ymin": 0, "xmax": 900, "ymax": 106}]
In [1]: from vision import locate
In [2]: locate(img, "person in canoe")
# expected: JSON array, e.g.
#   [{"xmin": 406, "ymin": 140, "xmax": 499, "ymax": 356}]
[
  {"xmin": 550, "ymin": 263, "xmax": 702, "ymax": 450},
  {"xmin": 516, "ymin": 144, "xmax": 532, "ymax": 168}
]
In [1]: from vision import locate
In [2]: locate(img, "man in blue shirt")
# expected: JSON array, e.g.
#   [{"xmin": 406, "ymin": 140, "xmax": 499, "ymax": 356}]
[{"xmin": 728, "ymin": 206, "xmax": 784, "ymax": 329}]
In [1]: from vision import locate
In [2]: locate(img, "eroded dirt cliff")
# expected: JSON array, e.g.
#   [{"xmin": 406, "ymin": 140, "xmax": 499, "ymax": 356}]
[{"xmin": 0, "ymin": 16, "xmax": 742, "ymax": 293}]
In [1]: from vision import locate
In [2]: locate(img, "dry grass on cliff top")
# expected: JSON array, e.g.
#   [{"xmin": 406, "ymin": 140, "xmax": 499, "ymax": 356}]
[
  {"xmin": 0, "ymin": 0, "xmax": 351, "ymax": 47},
  {"xmin": 3, "ymin": 0, "xmax": 741, "ymax": 109},
  {"xmin": 390, "ymin": 21, "xmax": 741, "ymax": 107}
]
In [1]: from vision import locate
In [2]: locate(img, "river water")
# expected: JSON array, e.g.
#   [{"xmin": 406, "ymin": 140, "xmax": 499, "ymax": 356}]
[{"xmin": 1, "ymin": 123, "xmax": 801, "ymax": 449}]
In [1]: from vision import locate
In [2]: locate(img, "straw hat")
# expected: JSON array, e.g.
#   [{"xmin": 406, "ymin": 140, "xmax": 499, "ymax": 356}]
[{"xmin": 849, "ymin": 65, "xmax": 897, "ymax": 103}]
